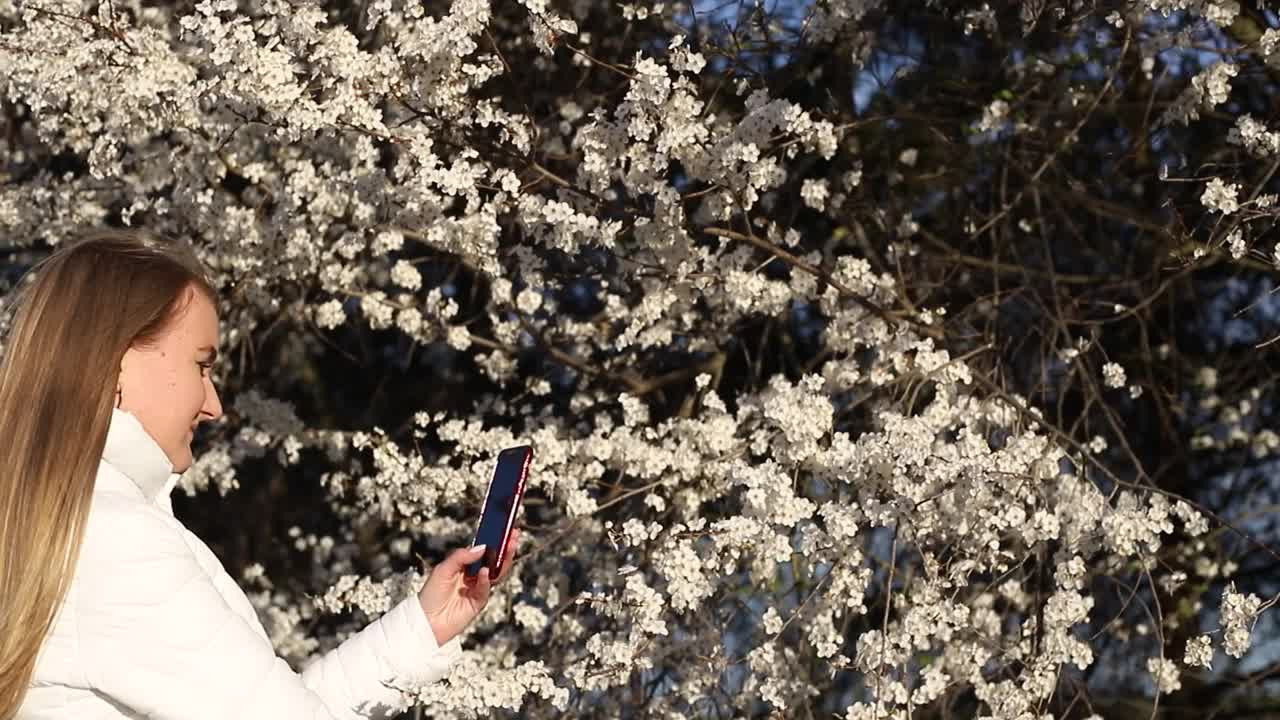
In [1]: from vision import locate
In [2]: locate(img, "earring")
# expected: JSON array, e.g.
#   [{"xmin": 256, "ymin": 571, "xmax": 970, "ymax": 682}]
[{"xmin": 115, "ymin": 387, "xmax": 122, "ymax": 409}]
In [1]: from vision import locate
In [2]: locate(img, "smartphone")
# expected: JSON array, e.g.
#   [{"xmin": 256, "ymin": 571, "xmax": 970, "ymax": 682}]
[{"xmin": 466, "ymin": 445, "xmax": 533, "ymax": 578}]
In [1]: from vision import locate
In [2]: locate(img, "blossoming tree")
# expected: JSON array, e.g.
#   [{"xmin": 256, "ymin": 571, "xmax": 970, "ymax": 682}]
[{"xmin": 4, "ymin": 0, "xmax": 1280, "ymax": 717}]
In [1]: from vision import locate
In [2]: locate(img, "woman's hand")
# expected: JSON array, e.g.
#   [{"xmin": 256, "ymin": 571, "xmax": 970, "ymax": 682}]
[{"xmin": 418, "ymin": 529, "xmax": 521, "ymax": 647}]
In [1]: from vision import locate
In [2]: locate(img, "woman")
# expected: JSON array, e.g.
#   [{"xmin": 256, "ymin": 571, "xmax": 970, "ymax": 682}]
[{"xmin": 0, "ymin": 231, "xmax": 512, "ymax": 719}]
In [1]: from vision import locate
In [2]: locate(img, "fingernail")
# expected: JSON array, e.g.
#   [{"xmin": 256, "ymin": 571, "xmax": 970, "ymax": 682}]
[{"xmin": 472, "ymin": 544, "xmax": 487, "ymax": 553}]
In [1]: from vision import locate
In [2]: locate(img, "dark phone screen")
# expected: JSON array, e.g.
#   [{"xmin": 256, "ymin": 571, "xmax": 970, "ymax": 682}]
[{"xmin": 466, "ymin": 446, "xmax": 531, "ymax": 576}]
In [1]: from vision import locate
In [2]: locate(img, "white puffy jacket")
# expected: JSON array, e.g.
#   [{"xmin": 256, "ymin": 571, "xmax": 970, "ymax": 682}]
[{"xmin": 21, "ymin": 408, "xmax": 461, "ymax": 719}]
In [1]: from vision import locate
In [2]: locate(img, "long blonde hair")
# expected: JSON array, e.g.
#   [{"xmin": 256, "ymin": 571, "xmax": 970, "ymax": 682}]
[{"xmin": 0, "ymin": 230, "xmax": 215, "ymax": 719}]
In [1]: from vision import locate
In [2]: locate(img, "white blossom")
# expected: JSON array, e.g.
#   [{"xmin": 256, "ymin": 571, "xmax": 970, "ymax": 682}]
[
  {"xmin": 314, "ymin": 299, "xmax": 347, "ymax": 330},
  {"xmin": 1102, "ymin": 362, "xmax": 1126, "ymax": 389},
  {"xmin": 390, "ymin": 260, "xmax": 422, "ymax": 291},
  {"xmin": 1210, "ymin": 0, "xmax": 1241, "ymax": 25},
  {"xmin": 1221, "ymin": 583, "xmax": 1263, "ymax": 658},
  {"xmin": 801, "ymin": 178, "xmax": 830, "ymax": 211},
  {"xmin": 1201, "ymin": 177, "xmax": 1241, "ymax": 214},
  {"xmin": 1227, "ymin": 228, "xmax": 1247, "ymax": 259},
  {"xmin": 976, "ymin": 98, "xmax": 1010, "ymax": 134},
  {"xmin": 1184, "ymin": 634, "xmax": 1213, "ymax": 669},
  {"xmin": 1227, "ymin": 115, "xmax": 1280, "ymax": 157},
  {"xmin": 1165, "ymin": 62, "xmax": 1238, "ymax": 125},
  {"xmin": 1147, "ymin": 656, "xmax": 1182, "ymax": 694}
]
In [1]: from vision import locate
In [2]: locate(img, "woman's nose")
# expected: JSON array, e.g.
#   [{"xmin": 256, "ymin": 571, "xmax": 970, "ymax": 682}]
[{"xmin": 203, "ymin": 380, "xmax": 224, "ymax": 421}]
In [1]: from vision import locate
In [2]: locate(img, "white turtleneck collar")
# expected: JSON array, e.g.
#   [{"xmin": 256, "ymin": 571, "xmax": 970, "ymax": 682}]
[{"xmin": 102, "ymin": 408, "xmax": 181, "ymax": 505}]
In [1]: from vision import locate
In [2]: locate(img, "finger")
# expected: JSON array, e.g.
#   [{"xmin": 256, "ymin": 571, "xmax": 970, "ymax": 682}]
[
  {"xmin": 494, "ymin": 558, "xmax": 512, "ymax": 584},
  {"xmin": 495, "ymin": 532, "xmax": 521, "ymax": 583},
  {"xmin": 441, "ymin": 544, "xmax": 487, "ymax": 578},
  {"xmin": 466, "ymin": 566, "xmax": 492, "ymax": 607}
]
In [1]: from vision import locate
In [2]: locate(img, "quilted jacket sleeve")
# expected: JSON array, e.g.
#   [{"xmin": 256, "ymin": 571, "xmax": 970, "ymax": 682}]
[{"xmin": 75, "ymin": 500, "xmax": 462, "ymax": 720}]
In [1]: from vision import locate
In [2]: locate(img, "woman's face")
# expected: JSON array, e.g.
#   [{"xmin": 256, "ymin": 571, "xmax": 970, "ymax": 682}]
[{"xmin": 117, "ymin": 285, "xmax": 224, "ymax": 473}]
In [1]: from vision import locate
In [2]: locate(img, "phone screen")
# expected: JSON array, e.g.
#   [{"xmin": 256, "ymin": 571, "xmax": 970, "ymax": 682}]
[{"xmin": 467, "ymin": 445, "xmax": 532, "ymax": 577}]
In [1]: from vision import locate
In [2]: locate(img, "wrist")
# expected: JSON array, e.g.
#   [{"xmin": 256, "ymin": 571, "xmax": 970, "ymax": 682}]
[{"xmin": 419, "ymin": 590, "xmax": 451, "ymax": 646}]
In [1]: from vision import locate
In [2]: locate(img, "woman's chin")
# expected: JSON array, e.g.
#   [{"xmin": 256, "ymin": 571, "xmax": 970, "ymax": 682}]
[{"xmin": 168, "ymin": 446, "xmax": 194, "ymax": 474}]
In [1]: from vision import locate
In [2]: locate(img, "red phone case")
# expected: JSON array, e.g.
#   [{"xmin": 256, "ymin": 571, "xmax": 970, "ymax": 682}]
[{"xmin": 472, "ymin": 446, "xmax": 532, "ymax": 577}]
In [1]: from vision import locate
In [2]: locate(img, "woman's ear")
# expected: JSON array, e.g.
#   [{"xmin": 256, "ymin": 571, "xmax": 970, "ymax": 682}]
[
  {"xmin": 118, "ymin": 344, "xmax": 137, "ymax": 377},
  {"xmin": 115, "ymin": 359, "xmax": 124, "ymax": 409},
  {"xmin": 116, "ymin": 351, "xmax": 133, "ymax": 409}
]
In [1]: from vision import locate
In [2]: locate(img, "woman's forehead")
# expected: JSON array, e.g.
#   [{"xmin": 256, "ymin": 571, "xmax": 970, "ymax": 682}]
[{"xmin": 173, "ymin": 288, "xmax": 220, "ymax": 338}]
